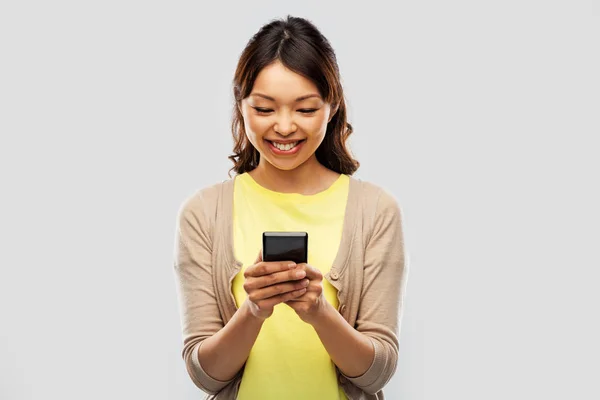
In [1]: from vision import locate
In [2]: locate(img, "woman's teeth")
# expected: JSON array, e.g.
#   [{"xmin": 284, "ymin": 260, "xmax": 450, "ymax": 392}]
[{"xmin": 272, "ymin": 141, "xmax": 298, "ymax": 151}]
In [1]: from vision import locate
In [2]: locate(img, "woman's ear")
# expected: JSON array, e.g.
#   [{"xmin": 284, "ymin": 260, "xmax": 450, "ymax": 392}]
[{"xmin": 328, "ymin": 102, "xmax": 339, "ymax": 123}]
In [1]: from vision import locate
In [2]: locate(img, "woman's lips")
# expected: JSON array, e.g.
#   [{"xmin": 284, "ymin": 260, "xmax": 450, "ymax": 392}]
[{"xmin": 265, "ymin": 139, "xmax": 305, "ymax": 155}]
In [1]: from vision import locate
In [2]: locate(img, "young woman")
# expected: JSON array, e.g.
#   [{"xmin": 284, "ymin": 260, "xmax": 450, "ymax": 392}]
[{"xmin": 173, "ymin": 15, "xmax": 409, "ymax": 400}]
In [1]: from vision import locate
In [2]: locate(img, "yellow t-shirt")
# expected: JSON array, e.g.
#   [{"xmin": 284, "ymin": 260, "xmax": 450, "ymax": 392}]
[{"xmin": 231, "ymin": 172, "xmax": 350, "ymax": 400}]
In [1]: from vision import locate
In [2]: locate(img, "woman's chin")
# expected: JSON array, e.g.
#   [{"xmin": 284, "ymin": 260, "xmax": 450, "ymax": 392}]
[
  {"xmin": 267, "ymin": 161, "xmax": 300, "ymax": 171},
  {"xmin": 257, "ymin": 146, "xmax": 318, "ymax": 172},
  {"xmin": 262, "ymin": 156, "xmax": 305, "ymax": 171}
]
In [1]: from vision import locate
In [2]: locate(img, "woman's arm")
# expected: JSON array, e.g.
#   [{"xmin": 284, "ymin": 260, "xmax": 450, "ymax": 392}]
[
  {"xmin": 313, "ymin": 189, "xmax": 410, "ymax": 394},
  {"xmin": 197, "ymin": 299, "xmax": 265, "ymax": 381},
  {"xmin": 311, "ymin": 301, "xmax": 375, "ymax": 377},
  {"xmin": 174, "ymin": 188, "xmax": 309, "ymax": 392},
  {"xmin": 173, "ymin": 188, "xmax": 250, "ymax": 395},
  {"xmin": 200, "ymin": 255, "xmax": 311, "ymax": 381}
]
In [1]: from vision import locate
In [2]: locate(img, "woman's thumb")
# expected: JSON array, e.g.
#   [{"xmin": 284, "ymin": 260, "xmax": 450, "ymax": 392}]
[{"xmin": 255, "ymin": 248, "xmax": 263, "ymax": 264}]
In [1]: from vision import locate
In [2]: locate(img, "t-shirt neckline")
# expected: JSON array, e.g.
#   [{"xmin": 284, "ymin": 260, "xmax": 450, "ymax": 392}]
[{"xmin": 240, "ymin": 172, "xmax": 347, "ymax": 203}]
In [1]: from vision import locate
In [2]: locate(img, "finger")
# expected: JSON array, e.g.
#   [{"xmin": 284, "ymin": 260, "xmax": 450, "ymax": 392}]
[
  {"xmin": 284, "ymin": 293, "xmax": 306, "ymax": 302},
  {"xmin": 244, "ymin": 261, "xmax": 297, "ymax": 278},
  {"xmin": 299, "ymin": 280, "xmax": 321, "ymax": 293},
  {"xmin": 254, "ymin": 249, "xmax": 263, "ymax": 264},
  {"xmin": 297, "ymin": 264, "xmax": 323, "ymax": 280},
  {"xmin": 258, "ymin": 287, "xmax": 307, "ymax": 309},
  {"xmin": 285, "ymin": 277, "xmax": 323, "ymax": 299},
  {"xmin": 248, "ymin": 279, "xmax": 309, "ymax": 302},
  {"xmin": 244, "ymin": 268, "xmax": 307, "ymax": 292}
]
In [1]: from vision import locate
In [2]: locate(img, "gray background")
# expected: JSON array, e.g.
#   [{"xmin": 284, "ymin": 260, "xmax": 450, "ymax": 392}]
[{"xmin": 1, "ymin": 1, "xmax": 598, "ymax": 399}]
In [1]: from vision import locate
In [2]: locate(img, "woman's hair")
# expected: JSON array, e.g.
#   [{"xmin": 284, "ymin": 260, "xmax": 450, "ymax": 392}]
[{"xmin": 228, "ymin": 15, "xmax": 359, "ymax": 177}]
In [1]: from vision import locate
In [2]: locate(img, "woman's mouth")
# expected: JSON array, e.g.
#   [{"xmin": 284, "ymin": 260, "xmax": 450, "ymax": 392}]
[{"xmin": 266, "ymin": 139, "xmax": 305, "ymax": 155}]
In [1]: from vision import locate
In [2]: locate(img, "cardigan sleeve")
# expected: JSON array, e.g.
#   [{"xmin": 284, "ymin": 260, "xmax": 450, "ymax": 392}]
[
  {"xmin": 340, "ymin": 188, "xmax": 410, "ymax": 394},
  {"xmin": 172, "ymin": 190, "xmax": 236, "ymax": 395}
]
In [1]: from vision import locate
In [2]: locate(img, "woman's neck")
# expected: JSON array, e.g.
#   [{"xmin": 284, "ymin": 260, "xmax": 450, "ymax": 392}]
[{"xmin": 248, "ymin": 156, "xmax": 340, "ymax": 195}]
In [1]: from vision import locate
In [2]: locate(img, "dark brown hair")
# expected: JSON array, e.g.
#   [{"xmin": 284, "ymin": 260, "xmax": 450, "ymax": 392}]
[{"xmin": 228, "ymin": 15, "xmax": 359, "ymax": 177}]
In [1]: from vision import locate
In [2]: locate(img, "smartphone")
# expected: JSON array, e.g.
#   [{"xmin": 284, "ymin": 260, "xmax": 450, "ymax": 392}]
[{"xmin": 262, "ymin": 231, "xmax": 308, "ymax": 264}]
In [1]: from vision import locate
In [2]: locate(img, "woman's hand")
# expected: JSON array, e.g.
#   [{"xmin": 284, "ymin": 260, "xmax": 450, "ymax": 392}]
[
  {"xmin": 243, "ymin": 251, "xmax": 310, "ymax": 321},
  {"xmin": 284, "ymin": 264, "xmax": 328, "ymax": 325}
]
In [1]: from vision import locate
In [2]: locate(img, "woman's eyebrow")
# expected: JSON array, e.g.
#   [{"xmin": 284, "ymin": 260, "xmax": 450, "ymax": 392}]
[{"xmin": 250, "ymin": 93, "xmax": 321, "ymax": 102}]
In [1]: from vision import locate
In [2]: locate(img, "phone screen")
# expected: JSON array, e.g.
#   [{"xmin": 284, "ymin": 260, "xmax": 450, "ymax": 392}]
[{"xmin": 263, "ymin": 232, "xmax": 308, "ymax": 264}]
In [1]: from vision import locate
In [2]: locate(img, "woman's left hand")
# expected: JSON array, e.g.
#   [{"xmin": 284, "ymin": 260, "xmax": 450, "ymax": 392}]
[{"xmin": 283, "ymin": 264, "xmax": 329, "ymax": 325}]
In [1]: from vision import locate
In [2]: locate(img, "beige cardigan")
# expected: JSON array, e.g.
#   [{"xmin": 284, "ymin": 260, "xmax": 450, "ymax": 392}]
[{"xmin": 173, "ymin": 175, "xmax": 410, "ymax": 399}]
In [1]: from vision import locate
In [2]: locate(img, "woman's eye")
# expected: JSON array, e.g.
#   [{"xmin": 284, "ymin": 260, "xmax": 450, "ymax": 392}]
[
  {"xmin": 252, "ymin": 107, "xmax": 317, "ymax": 115},
  {"xmin": 254, "ymin": 107, "xmax": 273, "ymax": 114}
]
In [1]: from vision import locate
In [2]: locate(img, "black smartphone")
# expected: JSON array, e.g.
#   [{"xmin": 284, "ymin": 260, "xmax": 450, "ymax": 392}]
[{"xmin": 262, "ymin": 232, "xmax": 308, "ymax": 264}]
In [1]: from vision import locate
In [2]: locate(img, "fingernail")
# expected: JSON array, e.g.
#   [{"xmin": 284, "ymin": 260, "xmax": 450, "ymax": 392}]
[
  {"xmin": 288, "ymin": 263, "xmax": 297, "ymax": 268},
  {"xmin": 295, "ymin": 270, "xmax": 306, "ymax": 278}
]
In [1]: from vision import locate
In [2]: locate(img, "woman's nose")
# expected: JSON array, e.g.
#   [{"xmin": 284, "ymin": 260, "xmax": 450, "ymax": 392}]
[{"xmin": 274, "ymin": 112, "xmax": 297, "ymax": 135}]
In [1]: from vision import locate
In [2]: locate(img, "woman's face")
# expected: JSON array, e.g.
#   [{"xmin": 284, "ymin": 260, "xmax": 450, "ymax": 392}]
[{"xmin": 240, "ymin": 61, "xmax": 336, "ymax": 171}]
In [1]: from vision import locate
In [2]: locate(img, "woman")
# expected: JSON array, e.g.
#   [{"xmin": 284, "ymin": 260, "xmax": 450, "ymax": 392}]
[{"xmin": 173, "ymin": 15, "xmax": 409, "ymax": 400}]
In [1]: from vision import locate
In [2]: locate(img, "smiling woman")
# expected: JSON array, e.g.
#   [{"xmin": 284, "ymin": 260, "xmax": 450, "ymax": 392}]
[
  {"xmin": 173, "ymin": 14, "xmax": 409, "ymax": 400},
  {"xmin": 228, "ymin": 18, "xmax": 359, "ymax": 191},
  {"xmin": 238, "ymin": 61, "xmax": 333, "ymax": 169}
]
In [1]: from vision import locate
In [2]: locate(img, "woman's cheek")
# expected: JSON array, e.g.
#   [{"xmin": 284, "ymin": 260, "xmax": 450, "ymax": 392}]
[
  {"xmin": 306, "ymin": 118, "xmax": 328, "ymax": 139},
  {"xmin": 247, "ymin": 117, "xmax": 271, "ymax": 137},
  {"xmin": 244, "ymin": 120, "xmax": 262, "ymax": 145}
]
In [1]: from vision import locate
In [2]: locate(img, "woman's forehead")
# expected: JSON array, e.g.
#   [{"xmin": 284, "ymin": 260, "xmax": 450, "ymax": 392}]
[{"xmin": 251, "ymin": 62, "xmax": 321, "ymax": 102}]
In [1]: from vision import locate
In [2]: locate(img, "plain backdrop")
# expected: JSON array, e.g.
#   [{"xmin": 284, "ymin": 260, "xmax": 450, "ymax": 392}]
[{"xmin": 1, "ymin": 1, "xmax": 598, "ymax": 399}]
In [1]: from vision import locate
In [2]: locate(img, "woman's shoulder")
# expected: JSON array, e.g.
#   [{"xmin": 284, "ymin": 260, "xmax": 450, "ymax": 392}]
[
  {"xmin": 176, "ymin": 178, "xmax": 234, "ymax": 220},
  {"xmin": 349, "ymin": 177, "xmax": 405, "ymax": 245},
  {"xmin": 350, "ymin": 176, "xmax": 402, "ymax": 211}
]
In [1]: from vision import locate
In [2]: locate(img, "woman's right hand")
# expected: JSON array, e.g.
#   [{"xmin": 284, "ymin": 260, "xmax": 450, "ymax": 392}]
[{"xmin": 243, "ymin": 251, "xmax": 310, "ymax": 320}]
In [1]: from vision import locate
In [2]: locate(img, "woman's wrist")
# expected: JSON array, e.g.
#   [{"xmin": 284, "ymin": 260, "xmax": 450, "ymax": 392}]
[
  {"xmin": 309, "ymin": 298, "xmax": 335, "ymax": 330},
  {"xmin": 241, "ymin": 298, "xmax": 270, "ymax": 324}
]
